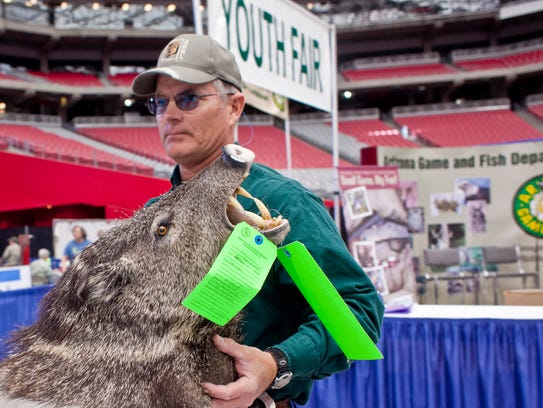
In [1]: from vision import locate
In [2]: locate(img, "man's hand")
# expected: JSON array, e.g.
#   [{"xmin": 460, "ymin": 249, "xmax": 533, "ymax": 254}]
[{"xmin": 202, "ymin": 334, "xmax": 278, "ymax": 408}]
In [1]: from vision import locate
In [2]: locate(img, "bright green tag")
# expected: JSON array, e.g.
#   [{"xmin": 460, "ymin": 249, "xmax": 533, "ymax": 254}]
[
  {"xmin": 182, "ymin": 222, "xmax": 277, "ymax": 326},
  {"xmin": 277, "ymin": 241, "xmax": 383, "ymax": 360}
]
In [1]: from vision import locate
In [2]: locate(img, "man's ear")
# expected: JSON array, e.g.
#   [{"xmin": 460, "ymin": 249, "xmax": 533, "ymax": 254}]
[{"xmin": 229, "ymin": 92, "xmax": 245, "ymax": 125}]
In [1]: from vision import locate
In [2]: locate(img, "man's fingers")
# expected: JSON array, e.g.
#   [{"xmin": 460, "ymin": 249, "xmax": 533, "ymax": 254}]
[
  {"xmin": 202, "ymin": 377, "xmax": 253, "ymax": 405},
  {"xmin": 213, "ymin": 334, "xmax": 244, "ymax": 358},
  {"xmin": 202, "ymin": 382, "xmax": 231, "ymax": 399}
]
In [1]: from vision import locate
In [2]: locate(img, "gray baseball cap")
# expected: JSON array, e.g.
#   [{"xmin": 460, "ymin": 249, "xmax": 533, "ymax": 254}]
[{"xmin": 131, "ymin": 34, "xmax": 244, "ymax": 96}]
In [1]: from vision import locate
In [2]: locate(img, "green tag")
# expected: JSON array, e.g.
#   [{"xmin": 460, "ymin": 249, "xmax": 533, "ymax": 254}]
[
  {"xmin": 277, "ymin": 241, "xmax": 383, "ymax": 361},
  {"xmin": 182, "ymin": 222, "xmax": 277, "ymax": 326}
]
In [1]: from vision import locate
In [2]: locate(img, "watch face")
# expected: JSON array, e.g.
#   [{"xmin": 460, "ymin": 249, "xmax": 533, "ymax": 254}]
[
  {"xmin": 272, "ymin": 372, "xmax": 293, "ymax": 389},
  {"xmin": 265, "ymin": 348, "xmax": 293, "ymax": 389}
]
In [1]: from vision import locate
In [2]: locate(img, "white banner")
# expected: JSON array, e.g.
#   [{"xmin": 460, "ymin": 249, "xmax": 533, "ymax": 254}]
[
  {"xmin": 243, "ymin": 83, "xmax": 288, "ymax": 119},
  {"xmin": 208, "ymin": 0, "xmax": 332, "ymax": 112}
]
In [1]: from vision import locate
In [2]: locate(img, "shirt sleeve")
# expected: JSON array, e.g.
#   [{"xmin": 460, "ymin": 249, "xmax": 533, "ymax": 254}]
[{"xmin": 264, "ymin": 179, "xmax": 385, "ymax": 384}]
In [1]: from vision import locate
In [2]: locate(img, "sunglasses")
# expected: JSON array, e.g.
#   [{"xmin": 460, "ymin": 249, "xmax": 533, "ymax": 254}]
[{"xmin": 145, "ymin": 92, "xmax": 235, "ymax": 115}]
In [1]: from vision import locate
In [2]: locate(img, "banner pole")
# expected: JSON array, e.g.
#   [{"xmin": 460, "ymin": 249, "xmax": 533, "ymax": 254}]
[
  {"xmin": 192, "ymin": 0, "xmax": 203, "ymax": 35},
  {"xmin": 285, "ymin": 101, "xmax": 292, "ymax": 179},
  {"xmin": 330, "ymin": 24, "xmax": 341, "ymax": 231}
]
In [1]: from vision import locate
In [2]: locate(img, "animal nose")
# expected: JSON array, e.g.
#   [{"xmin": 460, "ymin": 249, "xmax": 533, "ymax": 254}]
[{"xmin": 223, "ymin": 144, "xmax": 255, "ymax": 166}]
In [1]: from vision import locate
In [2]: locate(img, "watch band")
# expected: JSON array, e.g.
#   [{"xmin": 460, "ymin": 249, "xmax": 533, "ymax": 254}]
[{"xmin": 264, "ymin": 347, "xmax": 293, "ymax": 390}]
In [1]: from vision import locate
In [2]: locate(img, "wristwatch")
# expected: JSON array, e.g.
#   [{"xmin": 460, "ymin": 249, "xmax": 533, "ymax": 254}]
[{"xmin": 264, "ymin": 347, "xmax": 293, "ymax": 390}]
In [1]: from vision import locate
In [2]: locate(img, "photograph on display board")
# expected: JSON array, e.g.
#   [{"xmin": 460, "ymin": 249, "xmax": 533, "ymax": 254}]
[
  {"xmin": 428, "ymin": 223, "xmax": 466, "ymax": 249},
  {"xmin": 406, "ymin": 207, "xmax": 425, "ymax": 233},
  {"xmin": 352, "ymin": 241, "xmax": 378, "ymax": 268},
  {"xmin": 338, "ymin": 167, "xmax": 417, "ymax": 307},
  {"xmin": 455, "ymin": 177, "xmax": 491, "ymax": 204},
  {"xmin": 346, "ymin": 189, "xmax": 416, "ymax": 297},
  {"xmin": 430, "ymin": 192, "xmax": 463, "ymax": 216},
  {"xmin": 467, "ymin": 200, "xmax": 487, "ymax": 233},
  {"xmin": 399, "ymin": 180, "xmax": 419, "ymax": 208},
  {"xmin": 343, "ymin": 186, "xmax": 372, "ymax": 220},
  {"xmin": 364, "ymin": 266, "xmax": 389, "ymax": 295}
]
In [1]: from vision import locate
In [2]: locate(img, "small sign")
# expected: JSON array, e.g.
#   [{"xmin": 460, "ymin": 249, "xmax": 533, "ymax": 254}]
[
  {"xmin": 182, "ymin": 222, "xmax": 277, "ymax": 326},
  {"xmin": 277, "ymin": 241, "xmax": 383, "ymax": 360}
]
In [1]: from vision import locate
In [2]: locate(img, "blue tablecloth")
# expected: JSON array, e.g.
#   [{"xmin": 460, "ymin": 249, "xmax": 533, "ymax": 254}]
[
  {"xmin": 0, "ymin": 285, "xmax": 50, "ymax": 359},
  {"xmin": 1, "ymin": 289, "xmax": 541, "ymax": 408},
  {"xmin": 304, "ymin": 305, "xmax": 543, "ymax": 408}
]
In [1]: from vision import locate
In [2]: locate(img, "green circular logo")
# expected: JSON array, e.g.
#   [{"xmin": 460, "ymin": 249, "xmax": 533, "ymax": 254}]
[{"xmin": 513, "ymin": 174, "xmax": 543, "ymax": 238}]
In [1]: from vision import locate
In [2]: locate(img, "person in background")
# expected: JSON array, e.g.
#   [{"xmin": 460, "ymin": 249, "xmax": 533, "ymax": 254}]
[
  {"xmin": 131, "ymin": 33, "xmax": 384, "ymax": 408},
  {"xmin": 1, "ymin": 236, "xmax": 21, "ymax": 266},
  {"xmin": 30, "ymin": 248, "xmax": 58, "ymax": 286},
  {"xmin": 61, "ymin": 225, "xmax": 91, "ymax": 270}
]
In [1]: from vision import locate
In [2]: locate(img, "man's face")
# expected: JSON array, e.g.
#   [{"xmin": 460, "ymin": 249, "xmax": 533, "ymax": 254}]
[
  {"xmin": 73, "ymin": 227, "xmax": 84, "ymax": 242},
  {"xmin": 154, "ymin": 76, "xmax": 243, "ymax": 172}
]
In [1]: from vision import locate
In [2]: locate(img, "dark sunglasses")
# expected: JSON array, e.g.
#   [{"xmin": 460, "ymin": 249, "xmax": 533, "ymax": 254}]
[{"xmin": 145, "ymin": 92, "xmax": 234, "ymax": 115}]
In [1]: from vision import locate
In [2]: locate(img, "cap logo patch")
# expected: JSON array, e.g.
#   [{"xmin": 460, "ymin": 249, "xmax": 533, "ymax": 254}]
[{"xmin": 163, "ymin": 38, "xmax": 189, "ymax": 61}]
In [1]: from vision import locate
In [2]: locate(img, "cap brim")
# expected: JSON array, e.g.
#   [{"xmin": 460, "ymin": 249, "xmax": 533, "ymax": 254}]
[{"xmin": 131, "ymin": 66, "xmax": 217, "ymax": 96}]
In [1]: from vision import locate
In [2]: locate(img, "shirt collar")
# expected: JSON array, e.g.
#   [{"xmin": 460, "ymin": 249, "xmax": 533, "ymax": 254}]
[{"xmin": 170, "ymin": 164, "xmax": 182, "ymax": 187}]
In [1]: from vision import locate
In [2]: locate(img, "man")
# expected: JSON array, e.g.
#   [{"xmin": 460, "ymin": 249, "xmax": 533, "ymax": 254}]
[
  {"xmin": 132, "ymin": 33, "xmax": 384, "ymax": 408},
  {"xmin": 1, "ymin": 236, "xmax": 21, "ymax": 266},
  {"xmin": 61, "ymin": 225, "xmax": 91, "ymax": 269},
  {"xmin": 30, "ymin": 248, "xmax": 57, "ymax": 286}
]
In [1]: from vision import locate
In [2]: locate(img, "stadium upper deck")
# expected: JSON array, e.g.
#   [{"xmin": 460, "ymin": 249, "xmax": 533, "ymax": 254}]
[{"xmin": 0, "ymin": 0, "xmax": 541, "ymax": 119}]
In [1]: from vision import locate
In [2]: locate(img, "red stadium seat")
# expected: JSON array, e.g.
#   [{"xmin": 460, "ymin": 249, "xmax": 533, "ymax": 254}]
[
  {"xmin": 454, "ymin": 47, "xmax": 543, "ymax": 71},
  {"xmin": 27, "ymin": 70, "xmax": 104, "ymax": 87},
  {"xmin": 394, "ymin": 108, "xmax": 543, "ymax": 147},
  {"xmin": 0, "ymin": 72, "xmax": 23, "ymax": 82},
  {"xmin": 328, "ymin": 119, "xmax": 419, "ymax": 147},
  {"xmin": 237, "ymin": 125, "xmax": 350, "ymax": 169},
  {"xmin": 0, "ymin": 124, "xmax": 153, "ymax": 174},
  {"xmin": 108, "ymin": 73, "xmax": 138, "ymax": 87},
  {"xmin": 342, "ymin": 63, "xmax": 455, "ymax": 81},
  {"xmin": 76, "ymin": 127, "xmax": 175, "ymax": 165},
  {"xmin": 528, "ymin": 103, "xmax": 543, "ymax": 121}
]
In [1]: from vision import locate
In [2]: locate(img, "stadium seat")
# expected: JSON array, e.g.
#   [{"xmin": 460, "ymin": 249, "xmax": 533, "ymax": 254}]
[
  {"xmin": 528, "ymin": 102, "xmax": 543, "ymax": 120},
  {"xmin": 107, "ymin": 73, "xmax": 138, "ymax": 87},
  {"xmin": 342, "ymin": 63, "xmax": 455, "ymax": 81},
  {"xmin": 237, "ymin": 125, "xmax": 350, "ymax": 169},
  {"xmin": 0, "ymin": 124, "xmax": 153, "ymax": 174},
  {"xmin": 454, "ymin": 47, "xmax": 543, "ymax": 71},
  {"xmin": 394, "ymin": 108, "xmax": 543, "ymax": 146},
  {"xmin": 331, "ymin": 119, "xmax": 419, "ymax": 147},
  {"xmin": 27, "ymin": 70, "xmax": 104, "ymax": 87},
  {"xmin": 77, "ymin": 127, "xmax": 175, "ymax": 165}
]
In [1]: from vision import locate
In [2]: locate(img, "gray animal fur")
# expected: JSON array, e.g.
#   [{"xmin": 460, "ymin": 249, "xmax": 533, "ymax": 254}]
[{"xmin": 0, "ymin": 145, "xmax": 290, "ymax": 408}]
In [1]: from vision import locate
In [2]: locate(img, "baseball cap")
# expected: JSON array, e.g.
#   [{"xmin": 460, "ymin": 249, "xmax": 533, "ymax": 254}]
[{"xmin": 131, "ymin": 34, "xmax": 244, "ymax": 96}]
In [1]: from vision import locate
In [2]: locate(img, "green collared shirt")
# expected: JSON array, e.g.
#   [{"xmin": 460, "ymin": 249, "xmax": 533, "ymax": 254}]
[{"xmin": 147, "ymin": 162, "xmax": 384, "ymax": 404}]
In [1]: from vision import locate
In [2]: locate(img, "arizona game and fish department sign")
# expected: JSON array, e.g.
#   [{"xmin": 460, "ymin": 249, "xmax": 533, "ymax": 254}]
[{"xmin": 513, "ymin": 174, "xmax": 543, "ymax": 239}]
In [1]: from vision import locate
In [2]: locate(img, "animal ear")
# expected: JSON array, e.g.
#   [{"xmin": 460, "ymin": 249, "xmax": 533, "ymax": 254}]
[{"xmin": 76, "ymin": 264, "xmax": 132, "ymax": 304}]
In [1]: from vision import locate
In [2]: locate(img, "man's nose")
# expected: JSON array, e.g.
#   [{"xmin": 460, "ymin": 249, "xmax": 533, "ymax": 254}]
[{"xmin": 163, "ymin": 98, "xmax": 181, "ymax": 117}]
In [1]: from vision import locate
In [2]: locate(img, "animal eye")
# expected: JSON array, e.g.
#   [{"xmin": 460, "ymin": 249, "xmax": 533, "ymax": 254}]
[{"xmin": 157, "ymin": 225, "xmax": 168, "ymax": 236}]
